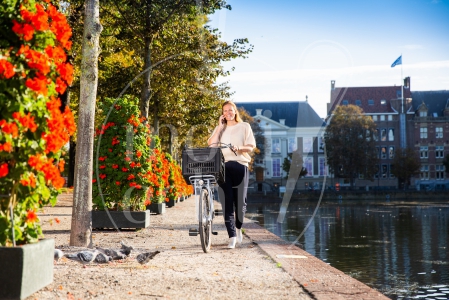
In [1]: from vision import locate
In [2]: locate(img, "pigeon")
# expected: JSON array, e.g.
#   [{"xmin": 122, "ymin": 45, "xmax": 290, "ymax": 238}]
[
  {"xmin": 136, "ymin": 251, "xmax": 160, "ymax": 265},
  {"xmin": 94, "ymin": 252, "xmax": 112, "ymax": 264},
  {"xmin": 54, "ymin": 249, "xmax": 64, "ymax": 261},
  {"xmin": 96, "ymin": 247, "xmax": 126, "ymax": 260},
  {"xmin": 120, "ymin": 241, "xmax": 134, "ymax": 256},
  {"xmin": 64, "ymin": 250, "xmax": 99, "ymax": 266}
]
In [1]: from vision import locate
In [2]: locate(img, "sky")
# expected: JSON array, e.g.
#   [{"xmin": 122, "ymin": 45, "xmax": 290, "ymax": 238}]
[{"xmin": 208, "ymin": 0, "xmax": 449, "ymax": 118}]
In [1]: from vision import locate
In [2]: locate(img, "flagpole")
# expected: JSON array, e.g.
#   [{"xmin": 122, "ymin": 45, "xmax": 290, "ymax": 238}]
[{"xmin": 401, "ymin": 53, "xmax": 404, "ymax": 114}]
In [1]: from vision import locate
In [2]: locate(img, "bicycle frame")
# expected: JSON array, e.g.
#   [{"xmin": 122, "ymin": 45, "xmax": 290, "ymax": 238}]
[{"xmin": 188, "ymin": 175, "xmax": 216, "ymax": 223}]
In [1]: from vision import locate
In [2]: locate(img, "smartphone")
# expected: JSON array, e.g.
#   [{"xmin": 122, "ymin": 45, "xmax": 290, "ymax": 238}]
[{"xmin": 221, "ymin": 117, "xmax": 227, "ymax": 124}]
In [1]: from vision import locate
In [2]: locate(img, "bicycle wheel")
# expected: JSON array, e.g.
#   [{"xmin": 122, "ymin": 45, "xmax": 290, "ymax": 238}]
[{"xmin": 199, "ymin": 188, "xmax": 212, "ymax": 253}]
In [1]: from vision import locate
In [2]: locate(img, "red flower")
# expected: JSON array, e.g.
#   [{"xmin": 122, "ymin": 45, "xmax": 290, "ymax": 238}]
[
  {"xmin": 26, "ymin": 73, "xmax": 48, "ymax": 95},
  {"xmin": 0, "ymin": 120, "xmax": 19, "ymax": 138},
  {"xmin": 92, "ymin": 179, "xmax": 97, "ymax": 183},
  {"xmin": 136, "ymin": 150, "xmax": 142, "ymax": 158},
  {"xmin": 26, "ymin": 210, "xmax": 38, "ymax": 223},
  {"xmin": 99, "ymin": 174, "xmax": 106, "ymax": 179},
  {"xmin": 108, "ymin": 148, "xmax": 113, "ymax": 152},
  {"xmin": 122, "ymin": 167, "xmax": 128, "ymax": 172},
  {"xmin": 0, "ymin": 59, "xmax": 15, "ymax": 79},
  {"xmin": 112, "ymin": 164, "xmax": 119, "ymax": 169},
  {"xmin": 0, "ymin": 163, "xmax": 9, "ymax": 177},
  {"xmin": 125, "ymin": 157, "xmax": 131, "ymax": 162},
  {"xmin": 0, "ymin": 142, "xmax": 12, "ymax": 152},
  {"xmin": 115, "ymin": 181, "xmax": 120, "ymax": 185},
  {"xmin": 55, "ymin": 217, "xmax": 60, "ymax": 224},
  {"xmin": 99, "ymin": 165, "xmax": 106, "ymax": 169},
  {"xmin": 99, "ymin": 156, "xmax": 106, "ymax": 161},
  {"xmin": 127, "ymin": 174, "xmax": 135, "ymax": 180}
]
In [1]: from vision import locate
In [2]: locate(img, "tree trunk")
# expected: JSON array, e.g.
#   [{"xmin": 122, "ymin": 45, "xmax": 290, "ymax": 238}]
[
  {"xmin": 140, "ymin": 37, "xmax": 151, "ymax": 119},
  {"xmin": 70, "ymin": 0, "xmax": 102, "ymax": 247}
]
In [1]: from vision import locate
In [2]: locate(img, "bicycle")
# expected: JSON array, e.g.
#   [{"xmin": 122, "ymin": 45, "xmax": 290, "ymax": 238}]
[{"xmin": 181, "ymin": 143, "xmax": 236, "ymax": 253}]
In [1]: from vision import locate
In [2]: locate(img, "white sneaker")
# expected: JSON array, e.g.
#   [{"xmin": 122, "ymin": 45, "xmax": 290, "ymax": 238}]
[
  {"xmin": 227, "ymin": 237, "xmax": 236, "ymax": 249},
  {"xmin": 236, "ymin": 228, "xmax": 243, "ymax": 244}
]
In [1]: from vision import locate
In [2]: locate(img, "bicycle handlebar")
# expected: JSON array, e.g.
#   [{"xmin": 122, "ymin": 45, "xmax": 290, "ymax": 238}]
[{"xmin": 208, "ymin": 142, "xmax": 238, "ymax": 156}]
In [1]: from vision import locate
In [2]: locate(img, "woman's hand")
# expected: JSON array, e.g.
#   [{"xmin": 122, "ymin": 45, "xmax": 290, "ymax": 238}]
[{"xmin": 218, "ymin": 115, "xmax": 226, "ymax": 128}]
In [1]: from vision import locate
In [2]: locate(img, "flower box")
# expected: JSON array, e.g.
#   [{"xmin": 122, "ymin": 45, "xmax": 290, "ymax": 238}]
[
  {"xmin": 92, "ymin": 210, "xmax": 151, "ymax": 229},
  {"xmin": 166, "ymin": 197, "xmax": 176, "ymax": 208},
  {"xmin": 147, "ymin": 203, "xmax": 166, "ymax": 214},
  {"xmin": 0, "ymin": 238, "xmax": 54, "ymax": 300}
]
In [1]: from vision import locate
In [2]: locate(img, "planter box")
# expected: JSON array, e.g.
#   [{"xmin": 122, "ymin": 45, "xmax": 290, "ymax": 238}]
[
  {"xmin": 0, "ymin": 238, "xmax": 54, "ymax": 300},
  {"xmin": 92, "ymin": 210, "xmax": 151, "ymax": 229},
  {"xmin": 166, "ymin": 198, "xmax": 176, "ymax": 208},
  {"xmin": 147, "ymin": 203, "xmax": 166, "ymax": 214}
]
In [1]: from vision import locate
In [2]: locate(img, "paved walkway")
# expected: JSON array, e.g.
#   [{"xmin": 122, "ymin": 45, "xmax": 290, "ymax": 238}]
[{"xmin": 31, "ymin": 192, "xmax": 388, "ymax": 300}]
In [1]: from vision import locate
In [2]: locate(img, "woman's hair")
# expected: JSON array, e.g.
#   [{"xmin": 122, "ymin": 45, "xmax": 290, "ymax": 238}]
[{"xmin": 222, "ymin": 101, "xmax": 242, "ymax": 123}]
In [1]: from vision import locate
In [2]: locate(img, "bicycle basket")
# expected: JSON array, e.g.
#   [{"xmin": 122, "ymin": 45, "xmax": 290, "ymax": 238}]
[{"xmin": 182, "ymin": 147, "xmax": 225, "ymax": 184}]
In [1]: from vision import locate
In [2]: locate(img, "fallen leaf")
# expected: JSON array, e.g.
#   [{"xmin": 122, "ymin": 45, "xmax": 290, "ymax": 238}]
[{"xmin": 171, "ymin": 246, "xmax": 176, "ymax": 249}]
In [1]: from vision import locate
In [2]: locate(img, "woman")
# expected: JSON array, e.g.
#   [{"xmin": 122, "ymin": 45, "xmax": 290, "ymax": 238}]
[{"xmin": 208, "ymin": 101, "xmax": 256, "ymax": 249}]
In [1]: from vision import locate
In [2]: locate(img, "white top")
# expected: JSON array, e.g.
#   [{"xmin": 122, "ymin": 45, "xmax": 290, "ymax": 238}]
[{"xmin": 208, "ymin": 122, "xmax": 256, "ymax": 167}]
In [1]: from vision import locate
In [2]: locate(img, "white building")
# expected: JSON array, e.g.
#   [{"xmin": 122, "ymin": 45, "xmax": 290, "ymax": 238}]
[{"xmin": 237, "ymin": 101, "xmax": 328, "ymax": 192}]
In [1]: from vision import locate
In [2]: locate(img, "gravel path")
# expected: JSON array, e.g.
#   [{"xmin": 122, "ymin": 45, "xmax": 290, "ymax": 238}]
[{"xmin": 29, "ymin": 193, "xmax": 311, "ymax": 300}]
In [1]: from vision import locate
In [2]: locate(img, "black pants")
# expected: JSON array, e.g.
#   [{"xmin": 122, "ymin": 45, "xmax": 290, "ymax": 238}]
[{"xmin": 218, "ymin": 161, "xmax": 249, "ymax": 238}]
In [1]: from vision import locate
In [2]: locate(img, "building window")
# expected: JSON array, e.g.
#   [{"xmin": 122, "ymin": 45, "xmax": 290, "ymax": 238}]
[
  {"xmin": 396, "ymin": 90, "xmax": 402, "ymax": 99},
  {"xmin": 288, "ymin": 137, "xmax": 297, "ymax": 153},
  {"xmin": 419, "ymin": 111, "xmax": 427, "ymax": 117},
  {"xmin": 389, "ymin": 146, "xmax": 394, "ymax": 159},
  {"xmin": 375, "ymin": 147, "xmax": 380, "ymax": 159},
  {"xmin": 388, "ymin": 128, "xmax": 394, "ymax": 141},
  {"xmin": 373, "ymin": 129, "xmax": 379, "ymax": 141},
  {"xmin": 272, "ymin": 158, "xmax": 281, "ymax": 177},
  {"xmin": 374, "ymin": 165, "xmax": 380, "ymax": 178},
  {"xmin": 381, "ymin": 129, "xmax": 387, "ymax": 141},
  {"xmin": 390, "ymin": 164, "xmax": 395, "ymax": 178},
  {"xmin": 381, "ymin": 147, "xmax": 387, "ymax": 159},
  {"xmin": 420, "ymin": 146, "xmax": 428, "ymax": 159},
  {"xmin": 436, "ymin": 146, "xmax": 444, "ymax": 158},
  {"xmin": 420, "ymin": 165, "xmax": 429, "ymax": 180},
  {"xmin": 303, "ymin": 137, "xmax": 313, "ymax": 153},
  {"xmin": 388, "ymin": 115, "xmax": 393, "ymax": 121},
  {"xmin": 368, "ymin": 99, "xmax": 374, "ymax": 105},
  {"xmin": 272, "ymin": 138, "xmax": 281, "ymax": 153},
  {"xmin": 380, "ymin": 115, "xmax": 385, "ymax": 121},
  {"xmin": 420, "ymin": 127, "xmax": 427, "ymax": 139},
  {"xmin": 382, "ymin": 164, "xmax": 388, "ymax": 178},
  {"xmin": 436, "ymin": 127, "xmax": 443, "ymax": 139},
  {"xmin": 381, "ymin": 99, "xmax": 387, "ymax": 105},
  {"xmin": 318, "ymin": 137, "xmax": 324, "ymax": 153},
  {"xmin": 372, "ymin": 115, "xmax": 378, "ymax": 121},
  {"xmin": 436, "ymin": 165, "xmax": 445, "ymax": 180},
  {"xmin": 304, "ymin": 157, "xmax": 313, "ymax": 177},
  {"xmin": 342, "ymin": 100, "xmax": 349, "ymax": 105},
  {"xmin": 319, "ymin": 157, "xmax": 327, "ymax": 176},
  {"xmin": 355, "ymin": 100, "xmax": 361, "ymax": 106}
]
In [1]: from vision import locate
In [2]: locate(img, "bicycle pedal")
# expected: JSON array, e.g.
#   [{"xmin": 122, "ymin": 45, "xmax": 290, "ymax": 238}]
[
  {"xmin": 214, "ymin": 209, "xmax": 223, "ymax": 216},
  {"xmin": 212, "ymin": 231, "xmax": 218, "ymax": 235},
  {"xmin": 189, "ymin": 228, "xmax": 199, "ymax": 236}
]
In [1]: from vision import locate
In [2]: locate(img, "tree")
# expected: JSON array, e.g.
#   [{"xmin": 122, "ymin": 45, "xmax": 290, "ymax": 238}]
[
  {"xmin": 390, "ymin": 148, "xmax": 421, "ymax": 190},
  {"xmin": 443, "ymin": 154, "xmax": 449, "ymax": 175},
  {"xmin": 324, "ymin": 105, "xmax": 378, "ymax": 189},
  {"xmin": 282, "ymin": 151, "xmax": 308, "ymax": 179},
  {"xmin": 70, "ymin": 0, "xmax": 102, "ymax": 247},
  {"xmin": 238, "ymin": 108, "xmax": 264, "ymax": 171}
]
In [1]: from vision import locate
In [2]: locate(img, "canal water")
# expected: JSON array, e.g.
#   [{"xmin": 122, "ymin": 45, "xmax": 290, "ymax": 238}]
[{"xmin": 246, "ymin": 200, "xmax": 449, "ymax": 299}]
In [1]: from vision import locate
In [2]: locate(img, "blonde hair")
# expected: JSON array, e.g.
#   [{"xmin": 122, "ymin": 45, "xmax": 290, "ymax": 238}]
[{"xmin": 222, "ymin": 101, "xmax": 242, "ymax": 123}]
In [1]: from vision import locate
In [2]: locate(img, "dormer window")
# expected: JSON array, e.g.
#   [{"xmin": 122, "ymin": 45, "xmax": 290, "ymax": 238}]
[
  {"xmin": 368, "ymin": 99, "xmax": 374, "ymax": 105},
  {"xmin": 342, "ymin": 100, "xmax": 349, "ymax": 106},
  {"xmin": 355, "ymin": 100, "xmax": 361, "ymax": 106},
  {"xmin": 380, "ymin": 99, "xmax": 387, "ymax": 105},
  {"xmin": 419, "ymin": 111, "xmax": 427, "ymax": 117}
]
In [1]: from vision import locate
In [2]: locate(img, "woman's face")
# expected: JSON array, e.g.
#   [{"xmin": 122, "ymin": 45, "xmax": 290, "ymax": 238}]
[{"xmin": 222, "ymin": 104, "xmax": 236, "ymax": 121}]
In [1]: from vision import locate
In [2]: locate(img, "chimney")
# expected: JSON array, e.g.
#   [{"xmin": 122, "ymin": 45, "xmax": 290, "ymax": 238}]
[
  {"xmin": 256, "ymin": 109, "xmax": 262, "ymax": 116},
  {"xmin": 279, "ymin": 119, "xmax": 285, "ymax": 125},
  {"xmin": 403, "ymin": 77, "xmax": 410, "ymax": 89},
  {"xmin": 331, "ymin": 80, "xmax": 335, "ymax": 90}
]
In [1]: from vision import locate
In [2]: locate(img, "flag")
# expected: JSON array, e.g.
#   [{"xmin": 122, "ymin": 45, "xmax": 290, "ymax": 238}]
[{"xmin": 391, "ymin": 55, "xmax": 402, "ymax": 68}]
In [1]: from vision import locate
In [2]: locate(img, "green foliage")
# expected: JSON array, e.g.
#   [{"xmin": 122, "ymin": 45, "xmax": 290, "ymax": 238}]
[
  {"xmin": 391, "ymin": 148, "xmax": 421, "ymax": 189},
  {"xmin": 92, "ymin": 96, "xmax": 154, "ymax": 211},
  {"xmin": 282, "ymin": 152, "xmax": 308, "ymax": 179},
  {"xmin": 0, "ymin": 0, "xmax": 75, "ymax": 246},
  {"xmin": 324, "ymin": 105, "xmax": 378, "ymax": 188}
]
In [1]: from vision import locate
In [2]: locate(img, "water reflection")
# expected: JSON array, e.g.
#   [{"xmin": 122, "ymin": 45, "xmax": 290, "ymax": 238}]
[{"xmin": 246, "ymin": 201, "xmax": 449, "ymax": 299}]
